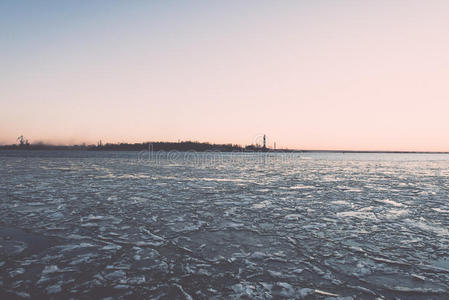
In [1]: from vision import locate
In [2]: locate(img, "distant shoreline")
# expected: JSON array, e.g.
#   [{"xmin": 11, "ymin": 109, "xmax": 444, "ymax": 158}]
[{"xmin": 0, "ymin": 142, "xmax": 448, "ymax": 154}]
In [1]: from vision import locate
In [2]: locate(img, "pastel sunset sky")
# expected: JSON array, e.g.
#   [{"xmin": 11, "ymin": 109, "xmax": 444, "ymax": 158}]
[{"xmin": 1, "ymin": 0, "xmax": 449, "ymax": 151}]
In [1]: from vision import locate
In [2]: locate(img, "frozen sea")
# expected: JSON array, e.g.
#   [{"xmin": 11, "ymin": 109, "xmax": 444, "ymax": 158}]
[{"xmin": 1, "ymin": 150, "xmax": 449, "ymax": 299}]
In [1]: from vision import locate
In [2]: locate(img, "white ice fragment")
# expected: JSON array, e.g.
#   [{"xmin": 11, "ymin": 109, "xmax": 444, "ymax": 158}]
[
  {"xmin": 287, "ymin": 237, "xmax": 298, "ymax": 246},
  {"xmin": 66, "ymin": 234, "xmax": 90, "ymax": 240},
  {"xmin": 42, "ymin": 265, "xmax": 59, "ymax": 274},
  {"xmin": 285, "ymin": 214, "xmax": 302, "ymax": 220},
  {"xmin": 230, "ymin": 283, "xmax": 257, "ymax": 298},
  {"xmin": 312, "ymin": 265, "xmax": 325, "ymax": 275},
  {"xmin": 252, "ymin": 200, "xmax": 272, "ymax": 209},
  {"xmin": 299, "ymin": 288, "xmax": 314, "ymax": 297},
  {"xmin": 101, "ymin": 244, "xmax": 122, "ymax": 251},
  {"xmin": 411, "ymin": 274, "xmax": 426, "ymax": 281},
  {"xmin": 14, "ymin": 291, "xmax": 30, "ymax": 298},
  {"xmin": 250, "ymin": 252, "xmax": 266, "ymax": 259},
  {"xmin": 315, "ymin": 289, "xmax": 340, "ymax": 297},
  {"xmin": 81, "ymin": 222, "xmax": 98, "ymax": 227},
  {"xmin": 9, "ymin": 268, "xmax": 25, "ymax": 277},
  {"xmin": 49, "ymin": 212, "xmax": 64, "ymax": 219},
  {"xmin": 404, "ymin": 219, "xmax": 449, "ymax": 236},
  {"xmin": 347, "ymin": 285, "xmax": 376, "ymax": 295},
  {"xmin": 369, "ymin": 256, "xmax": 410, "ymax": 267},
  {"xmin": 375, "ymin": 198, "xmax": 404, "ymax": 207},
  {"xmin": 267, "ymin": 270, "xmax": 283, "ymax": 278},
  {"xmin": 136, "ymin": 241, "xmax": 163, "ymax": 247},
  {"xmin": 173, "ymin": 283, "xmax": 193, "ymax": 300},
  {"xmin": 114, "ymin": 284, "xmax": 130, "ymax": 289},
  {"xmin": 105, "ymin": 270, "xmax": 126, "ymax": 281},
  {"xmin": 179, "ymin": 246, "xmax": 193, "ymax": 253},
  {"xmin": 349, "ymin": 246, "xmax": 365, "ymax": 253},
  {"xmin": 105, "ymin": 264, "xmax": 130, "ymax": 270},
  {"xmin": 278, "ymin": 282, "xmax": 295, "ymax": 297},
  {"xmin": 384, "ymin": 208, "xmax": 409, "ymax": 219},
  {"xmin": 140, "ymin": 227, "xmax": 164, "ymax": 241},
  {"xmin": 331, "ymin": 200, "xmax": 350, "ymax": 205},
  {"xmin": 290, "ymin": 185, "xmax": 315, "ymax": 190},
  {"xmin": 70, "ymin": 253, "xmax": 98, "ymax": 265},
  {"xmin": 60, "ymin": 243, "xmax": 95, "ymax": 252},
  {"xmin": 432, "ymin": 207, "xmax": 449, "ymax": 213},
  {"xmin": 80, "ymin": 215, "xmax": 103, "ymax": 222},
  {"xmin": 337, "ymin": 211, "xmax": 377, "ymax": 220},
  {"xmin": 127, "ymin": 275, "xmax": 146, "ymax": 285},
  {"xmin": 387, "ymin": 286, "xmax": 446, "ymax": 293},
  {"xmin": 46, "ymin": 283, "xmax": 62, "ymax": 294}
]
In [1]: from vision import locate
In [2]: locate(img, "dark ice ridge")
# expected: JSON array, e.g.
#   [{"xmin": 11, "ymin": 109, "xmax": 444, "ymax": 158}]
[{"xmin": 0, "ymin": 151, "xmax": 449, "ymax": 299}]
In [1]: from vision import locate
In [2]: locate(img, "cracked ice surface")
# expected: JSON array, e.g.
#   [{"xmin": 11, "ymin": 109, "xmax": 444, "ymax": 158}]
[{"xmin": 1, "ymin": 150, "xmax": 449, "ymax": 299}]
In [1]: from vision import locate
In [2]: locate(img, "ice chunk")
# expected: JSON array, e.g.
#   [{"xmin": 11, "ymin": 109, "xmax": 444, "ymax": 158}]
[
  {"xmin": 42, "ymin": 265, "xmax": 59, "ymax": 274},
  {"xmin": 46, "ymin": 283, "xmax": 62, "ymax": 294}
]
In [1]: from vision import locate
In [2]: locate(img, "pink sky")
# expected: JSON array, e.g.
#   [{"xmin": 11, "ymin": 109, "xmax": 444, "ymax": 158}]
[{"xmin": 1, "ymin": 1, "xmax": 449, "ymax": 151}]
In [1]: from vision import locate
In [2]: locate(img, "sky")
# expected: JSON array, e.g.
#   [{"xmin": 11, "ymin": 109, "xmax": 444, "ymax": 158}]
[{"xmin": 1, "ymin": 0, "xmax": 449, "ymax": 151}]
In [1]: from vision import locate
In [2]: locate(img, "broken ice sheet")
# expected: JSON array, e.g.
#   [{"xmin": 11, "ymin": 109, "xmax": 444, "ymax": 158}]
[{"xmin": 1, "ymin": 152, "xmax": 449, "ymax": 298}]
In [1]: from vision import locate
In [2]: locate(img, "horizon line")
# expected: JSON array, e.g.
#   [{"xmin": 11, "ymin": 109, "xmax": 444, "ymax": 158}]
[{"xmin": 1, "ymin": 140, "xmax": 448, "ymax": 154}]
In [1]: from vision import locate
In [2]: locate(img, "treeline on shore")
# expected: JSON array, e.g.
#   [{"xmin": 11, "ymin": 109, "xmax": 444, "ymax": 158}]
[{"xmin": 0, "ymin": 141, "xmax": 277, "ymax": 152}]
